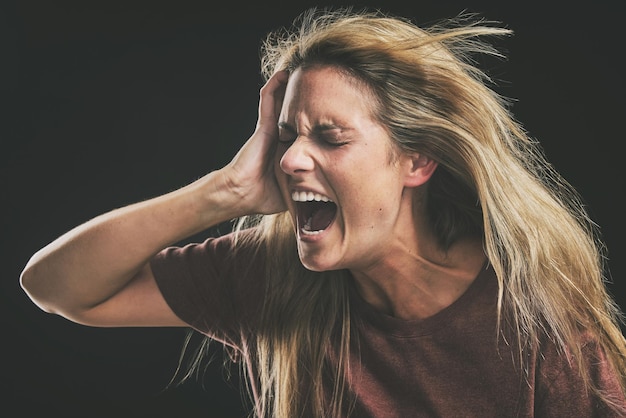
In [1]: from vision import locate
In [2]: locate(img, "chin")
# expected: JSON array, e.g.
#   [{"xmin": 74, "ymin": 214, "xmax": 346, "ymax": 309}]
[{"xmin": 297, "ymin": 252, "xmax": 341, "ymax": 273}]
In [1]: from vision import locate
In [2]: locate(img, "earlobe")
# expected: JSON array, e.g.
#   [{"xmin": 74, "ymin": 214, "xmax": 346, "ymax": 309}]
[{"xmin": 404, "ymin": 153, "xmax": 438, "ymax": 187}]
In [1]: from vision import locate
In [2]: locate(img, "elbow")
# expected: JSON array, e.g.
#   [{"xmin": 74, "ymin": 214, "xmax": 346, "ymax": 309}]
[
  {"xmin": 20, "ymin": 257, "xmax": 61, "ymax": 315},
  {"xmin": 19, "ymin": 257, "xmax": 66, "ymax": 316},
  {"xmin": 20, "ymin": 257, "xmax": 105, "ymax": 326}
]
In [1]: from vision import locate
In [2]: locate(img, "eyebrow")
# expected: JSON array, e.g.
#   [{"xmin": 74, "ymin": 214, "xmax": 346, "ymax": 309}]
[{"xmin": 277, "ymin": 122, "xmax": 351, "ymax": 134}]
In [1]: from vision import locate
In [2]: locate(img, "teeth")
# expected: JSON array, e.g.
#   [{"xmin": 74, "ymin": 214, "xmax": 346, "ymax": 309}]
[
  {"xmin": 291, "ymin": 191, "xmax": 332, "ymax": 202},
  {"xmin": 301, "ymin": 217, "xmax": 322, "ymax": 235}
]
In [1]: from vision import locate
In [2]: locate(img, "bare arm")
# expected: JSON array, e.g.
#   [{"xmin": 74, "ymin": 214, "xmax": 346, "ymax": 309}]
[{"xmin": 20, "ymin": 70, "xmax": 289, "ymax": 328}]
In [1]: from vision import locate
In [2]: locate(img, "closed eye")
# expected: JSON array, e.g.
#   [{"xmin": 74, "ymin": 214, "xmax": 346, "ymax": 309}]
[
  {"xmin": 315, "ymin": 124, "xmax": 351, "ymax": 147},
  {"xmin": 319, "ymin": 134, "xmax": 349, "ymax": 147},
  {"xmin": 277, "ymin": 122, "xmax": 351, "ymax": 147},
  {"xmin": 278, "ymin": 123, "xmax": 296, "ymax": 145}
]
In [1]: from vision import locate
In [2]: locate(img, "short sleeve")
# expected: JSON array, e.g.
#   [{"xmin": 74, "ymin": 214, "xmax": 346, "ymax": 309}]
[{"xmin": 150, "ymin": 231, "xmax": 265, "ymax": 349}]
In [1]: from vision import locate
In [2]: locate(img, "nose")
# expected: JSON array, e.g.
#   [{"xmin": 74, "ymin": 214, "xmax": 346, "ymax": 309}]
[{"xmin": 279, "ymin": 137, "xmax": 315, "ymax": 175}]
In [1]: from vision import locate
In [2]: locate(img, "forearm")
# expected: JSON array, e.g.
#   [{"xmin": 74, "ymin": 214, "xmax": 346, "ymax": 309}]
[
  {"xmin": 21, "ymin": 71, "xmax": 288, "ymax": 321},
  {"xmin": 20, "ymin": 169, "xmax": 240, "ymax": 316}
]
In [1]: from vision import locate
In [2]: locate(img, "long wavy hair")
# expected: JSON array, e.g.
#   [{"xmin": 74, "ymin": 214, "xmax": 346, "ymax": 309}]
[{"xmin": 183, "ymin": 7, "xmax": 626, "ymax": 417}]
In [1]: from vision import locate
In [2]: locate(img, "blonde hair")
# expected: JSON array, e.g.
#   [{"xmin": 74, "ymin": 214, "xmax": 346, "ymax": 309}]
[{"xmin": 193, "ymin": 7, "xmax": 626, "ymax": 417}]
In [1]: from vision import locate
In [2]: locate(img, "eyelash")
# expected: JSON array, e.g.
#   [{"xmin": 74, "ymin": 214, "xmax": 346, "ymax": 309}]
[
  {"xmin": 277, "ymin": 136, "xmax": 347, "ymax": 147},
  {"xmin": 323, "ymin": 139, "xmax": 348, "ymax": 147}
]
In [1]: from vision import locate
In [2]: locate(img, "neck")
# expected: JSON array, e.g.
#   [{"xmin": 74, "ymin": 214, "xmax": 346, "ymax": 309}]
[{"xmin": 350, "ymin": 235, "xmax": 486, "ymax": 320}]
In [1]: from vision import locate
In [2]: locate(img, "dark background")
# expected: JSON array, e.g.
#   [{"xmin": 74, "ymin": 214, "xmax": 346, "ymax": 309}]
[{"xmin": 3, "ymin": 1, "xmax": 624, "ymax": 417}]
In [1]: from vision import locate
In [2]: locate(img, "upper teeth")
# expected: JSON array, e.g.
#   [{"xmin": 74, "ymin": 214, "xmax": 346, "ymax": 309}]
[{"xmin": 292, "ymin": 191, "xmax": 332, "ymax": 202}]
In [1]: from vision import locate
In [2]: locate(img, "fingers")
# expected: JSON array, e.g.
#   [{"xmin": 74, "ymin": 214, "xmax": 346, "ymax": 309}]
[{"xmin": 257, "ymin": 70, "xmax": 289, "ymax": 132}]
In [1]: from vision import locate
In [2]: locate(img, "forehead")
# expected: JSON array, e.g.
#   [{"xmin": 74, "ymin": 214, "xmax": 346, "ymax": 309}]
[{"xmin": 281, "ymin": 66, "xmax": 377, "ymax": 123}]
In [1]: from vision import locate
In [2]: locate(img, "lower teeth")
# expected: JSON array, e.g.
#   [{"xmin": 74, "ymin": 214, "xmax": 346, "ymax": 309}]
[{"xmin": 302, "ymin": 217, "xmax": 323, "ymax": 235}]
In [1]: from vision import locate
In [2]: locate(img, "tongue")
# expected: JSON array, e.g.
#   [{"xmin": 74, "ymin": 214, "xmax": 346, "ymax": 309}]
[{"xmin": 304, "ymin": 202, "xmax": 337, "ymax": 231}]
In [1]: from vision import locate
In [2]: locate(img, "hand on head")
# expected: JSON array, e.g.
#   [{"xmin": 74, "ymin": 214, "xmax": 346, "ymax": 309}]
[{"xmin": 222, "ymin": 70, "xmax": 290, "ymax": 216}]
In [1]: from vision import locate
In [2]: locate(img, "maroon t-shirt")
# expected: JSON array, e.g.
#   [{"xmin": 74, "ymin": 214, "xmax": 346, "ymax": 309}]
[{"xmin": 151, "ymin": 232, "xmax": 626, "ymax": 417}]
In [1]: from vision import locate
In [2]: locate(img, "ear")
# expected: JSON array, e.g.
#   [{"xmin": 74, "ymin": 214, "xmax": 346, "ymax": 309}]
[{"xmin": 403, "ymin": 153, "xmax": 438, "ymax": 188}]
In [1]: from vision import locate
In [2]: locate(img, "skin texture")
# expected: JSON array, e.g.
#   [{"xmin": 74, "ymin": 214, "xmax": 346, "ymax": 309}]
[
  {"xmin": 275, "ymin": 66, "xmax": 486, "ymax": 319},
  {"xmin": 276, "ymin": 66, "xmax": 422, "ymax": 272}
]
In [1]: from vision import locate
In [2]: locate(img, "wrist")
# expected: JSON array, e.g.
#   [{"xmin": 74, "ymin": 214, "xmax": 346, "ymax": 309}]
[{"xmin": 185, "ymin": 169, "xmax": 251, "ymax": 228}]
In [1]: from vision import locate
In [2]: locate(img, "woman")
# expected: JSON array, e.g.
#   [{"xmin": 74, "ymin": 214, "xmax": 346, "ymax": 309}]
[{"xmin": 20, "ymin": 8, "xmax": 626, "ymax": 417}]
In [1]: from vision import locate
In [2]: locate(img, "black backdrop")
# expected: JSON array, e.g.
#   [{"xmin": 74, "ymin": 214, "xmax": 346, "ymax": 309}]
[{"xmin": 3, "ymin": 1, "xmax": 625, "ymax": 417}]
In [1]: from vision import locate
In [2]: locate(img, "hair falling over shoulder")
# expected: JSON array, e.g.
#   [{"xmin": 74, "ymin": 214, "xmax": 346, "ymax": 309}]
[{"xmin": 229, "ymin": 7, "xmax": 626, "ymax": 417}]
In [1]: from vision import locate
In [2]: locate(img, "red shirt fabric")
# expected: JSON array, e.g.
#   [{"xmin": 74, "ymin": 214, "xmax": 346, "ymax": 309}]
[{"xmin": 151, "ymin": 231, "xmax": 626, "ymax": 417}]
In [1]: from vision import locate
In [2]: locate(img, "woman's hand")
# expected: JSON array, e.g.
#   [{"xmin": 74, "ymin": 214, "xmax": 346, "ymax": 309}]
[
  {"xmin": 220, "ymin": 70, "xmax": 289, "ymax": 216},
  {"xmin": 19, "ymin": 71, "xmax": 291, "ymax": 327}
]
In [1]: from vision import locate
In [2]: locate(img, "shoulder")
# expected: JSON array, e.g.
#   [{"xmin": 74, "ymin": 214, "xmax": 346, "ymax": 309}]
[
  {"xmin": 534, "ymin": 329, "xmax": 626, "ymax": 416},
  {"xmin": 152, "ymin": 227, "xmax": 264, "ymax": 270},
  {"xmin": 149, "ymin": 227, "xmax": 269, "ymax": 343}
]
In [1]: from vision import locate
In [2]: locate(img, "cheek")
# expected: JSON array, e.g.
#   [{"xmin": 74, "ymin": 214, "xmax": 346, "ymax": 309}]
[
  {"xmin": 273, "ymin": 154, "xmax": 295, "ymax": 207},
  {"xmin": 345, "ymin": 175, "xmax": 402, "ymax": 216},
  {"xmin": 273, "ymin": 149, "xmax": 286, "ymax": 180},
  {"xmin": 274, "ymin": 143, "xmax": 285, "ymax": 165}
]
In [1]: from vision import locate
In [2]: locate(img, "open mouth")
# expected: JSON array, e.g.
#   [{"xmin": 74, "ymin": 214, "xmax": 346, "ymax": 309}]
[{"xmin": 292, "ymin": 191, "xmax": 337, "ymax": 235}]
